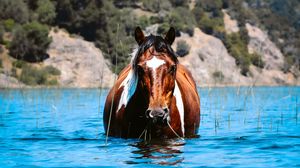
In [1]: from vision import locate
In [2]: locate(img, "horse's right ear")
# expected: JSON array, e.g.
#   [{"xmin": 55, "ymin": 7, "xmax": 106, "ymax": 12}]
[
  {"xmin": 135, "ymin": 27, "xmax": 145, "ymax": 45},
  {"xmin": 165, "ymin": 27, "xmax": 176, "ymax": 45}
]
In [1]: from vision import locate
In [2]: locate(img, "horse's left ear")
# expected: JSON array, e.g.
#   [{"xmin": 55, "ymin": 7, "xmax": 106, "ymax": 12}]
[
  {"xmin": 165, "ymin": 27, "xmax": 176, "ymax": 45},
  {"xmin": 135, "ymin": 27, "xmax": 145, "ymax": 45}
]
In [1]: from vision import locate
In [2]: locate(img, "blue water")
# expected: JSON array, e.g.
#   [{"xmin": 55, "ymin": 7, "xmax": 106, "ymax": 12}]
[{"xmin": 0, "ymin": 87, "xmax": 299, "ymax": 167}]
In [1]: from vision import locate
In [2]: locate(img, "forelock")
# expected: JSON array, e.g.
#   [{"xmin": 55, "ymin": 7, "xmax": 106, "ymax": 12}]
[{"xmin": 131, "ymin": 34, "xmax": 178, "ymax": 72}]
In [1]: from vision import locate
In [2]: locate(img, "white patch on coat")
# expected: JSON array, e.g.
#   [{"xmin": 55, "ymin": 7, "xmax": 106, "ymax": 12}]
[
  {"xmin": 117, "ymin": 70, "xmax": 138, "ymax": 112},
  {"xmin": 146, "ymin": 56, "xmax": 165, "ymax": 71},
  {"xmin": 173, "ymin": 81, "xmax": 185, "ymax": 136}
]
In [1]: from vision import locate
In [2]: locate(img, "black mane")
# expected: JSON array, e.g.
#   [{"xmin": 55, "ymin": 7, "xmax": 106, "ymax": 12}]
[{"xmin": 132, "ymin": 34, "xmax": 178, "ymax": 71}]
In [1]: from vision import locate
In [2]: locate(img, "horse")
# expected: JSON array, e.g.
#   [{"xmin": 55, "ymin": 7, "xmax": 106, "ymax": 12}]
[{"xmin": 103, "ymin": 27, "xmax": 200, "ymax": 139}]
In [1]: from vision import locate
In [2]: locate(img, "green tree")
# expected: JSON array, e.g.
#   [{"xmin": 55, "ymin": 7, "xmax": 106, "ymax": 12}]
[
  {"xmin": 193, "ymin": 0, "xmax": 224, "ymax": 35},
  {"xmin": 169, "ymin": 0, "xmax": 188, "ymax": 7},
  {"xmin": 0, "ymin": 0, "xmax": 29, "ymax": 24},
  {"xmin": 54, "ymin": 0, "xmax": 105, "ymax": 41},
  {"xmin": 168, "ymin": 7, "xmax": 196, "ymax": 36},
  {"xmin": 9, "ymin": 22, "xmax": 52, "ymax": 62},
  {"xmin": 36, "ymin": 0, "xmax": 56, "ymax": 24},
  {"xmin": 141, "ymin": 0, "xmax": 172, "ymax": 12},
  {"xmin": 3, "ymin": 19, "xmax": 15, "ymax": 32}
]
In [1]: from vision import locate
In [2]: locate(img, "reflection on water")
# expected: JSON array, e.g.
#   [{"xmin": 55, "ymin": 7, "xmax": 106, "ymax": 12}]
[
  {"xmin": 128, "ymin": 139, "xmax": 185, "ymax": 166},
  {"xmin": 0, "ymin": 87, "xmax": 300, "ymax": 167}
]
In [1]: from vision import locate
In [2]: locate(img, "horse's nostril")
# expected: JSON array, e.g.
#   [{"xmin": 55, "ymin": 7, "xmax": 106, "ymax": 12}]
[
  {"xmin": 163, "ymin": 107, "xmax": 169, "ymax": 113},
  {"xmin": 147, "ymin": 109, "xmax": 164, "ymax": 119},
  {"xmin": 145, "ymin": 109, "xmax": 152, "ymax": 118}
]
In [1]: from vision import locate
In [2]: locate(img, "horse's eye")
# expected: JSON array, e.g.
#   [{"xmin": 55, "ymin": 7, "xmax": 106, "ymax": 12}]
[{"xmin": 169, "ymin": 65, "xmax": 176, "ymax": 74}]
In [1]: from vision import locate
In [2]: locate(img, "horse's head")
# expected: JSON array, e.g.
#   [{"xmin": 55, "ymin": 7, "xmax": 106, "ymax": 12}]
[{"xmin": 132, "ymin": 27, "xmax": 177, "ymax": 125}]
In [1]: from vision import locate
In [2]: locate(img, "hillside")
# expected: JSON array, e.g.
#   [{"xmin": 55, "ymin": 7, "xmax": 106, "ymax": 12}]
[
  {"xmin": 0, "ymin": 28, "xmax": 116, "ymax": 88},
  {"xmin": 45, "ymin": 29, "xmax": 115, "ymax": 88},
  {"xmin": 0, "ymin": 0, "xmax": 299, "ymax": 88}
]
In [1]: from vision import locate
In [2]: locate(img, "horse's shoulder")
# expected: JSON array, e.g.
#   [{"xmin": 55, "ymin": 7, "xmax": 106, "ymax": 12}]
[
  {"xmin": 113, "ymin": 65, "xmax": 131, "ymax": 87},
  {"xmin": 106, "ymin": 65, "xmax": 132, "ymax": 100},
  {"xmin": 176, "ymin": 64, "xmax": 197, "ymax": 91}
]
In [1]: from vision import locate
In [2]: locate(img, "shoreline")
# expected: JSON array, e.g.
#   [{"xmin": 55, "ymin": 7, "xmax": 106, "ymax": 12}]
[{"xmin": 1, "ymin": 84, "xmax": 300, "ymax": 90}]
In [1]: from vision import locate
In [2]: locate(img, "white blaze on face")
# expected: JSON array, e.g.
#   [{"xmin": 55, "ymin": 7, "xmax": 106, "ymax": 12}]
[
  {"xmin": 146, "ymin": 56, "xmax": 166, "ymax": 73},
  {"xmin": 174, "ymin": 81, "xmax": 185, "ymax": 136}
]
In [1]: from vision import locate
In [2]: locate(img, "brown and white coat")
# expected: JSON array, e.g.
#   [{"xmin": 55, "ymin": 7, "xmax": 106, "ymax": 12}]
[{"xmin": 103, "ymin": 27, "xmax": 200, "ymax": 139}]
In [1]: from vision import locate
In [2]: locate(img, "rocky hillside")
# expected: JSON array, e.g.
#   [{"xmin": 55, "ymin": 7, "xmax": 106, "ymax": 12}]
[
  {"xmin": 175, "ymin": 26, "xmax": 298, "ymax": 86},
  {"xmin": 45, "ymin": 29, "xmax": 115, "ymax": 88},
  {"xmin": 0, "ymin": 29, "xmax": 116, "ymax": 88},
  {"xmin": 175, "ymin": 28, "xmax": 250, "ymax": 86},
  {"xmin": 172, "ymin": 10, "xmax": 299, "ymax": 86},
  {"xmin": 1, "ymin": 15, "xmax": 299, "ymax": 88}
]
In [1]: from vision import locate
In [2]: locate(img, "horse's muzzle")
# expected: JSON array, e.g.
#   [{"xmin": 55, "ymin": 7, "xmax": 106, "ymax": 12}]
[{"xmin": 146, "ymin": 107, "xmax": 169, "ymax": 125}]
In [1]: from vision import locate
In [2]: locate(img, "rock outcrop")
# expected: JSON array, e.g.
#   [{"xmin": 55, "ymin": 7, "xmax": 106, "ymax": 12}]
[
  {"xmin": 174, "ymin": 28, "xmax": 252, "ymax": 86},
  {"xmin": 246, "ymin": 23, "xmax": 284, "ymax": 70},
  {"xmin": 45, "ymin": 29, "xmax": 116, "ymax": 88},
  {"xmin": 246, "ymin": 23, "xmax": 299, "ymax": 85},
  {"xmin": 0, "ymin": 73, "xmax": 24, "ymax": 88},
  {"xmin": 173, "ymin": 26, "xmax": 299, "ymax": 86}
]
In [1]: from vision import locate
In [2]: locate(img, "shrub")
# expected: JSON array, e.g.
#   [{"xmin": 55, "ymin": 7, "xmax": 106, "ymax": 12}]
[
  {"xmin": 36, "ymin": 0, "xmax": 56, "ymax": 24},
  {"xmin": 9, "ymin": 22, "xmax": 51, "ymax": 62},
  {"xmin": 250, "ymin": 52, "xmax": 264, "ymax": 68},
  {"xmin": 224, "ymin": 33, "xmax": 252, "ymax": 76},
  {"xmin": 138, "ymin": 16, "xmax": 151, "ymax": 29},
  {"xmin": 212, "ymin": 71, "xmax": 224, "ymax": 82},
  {"xmin": 0, "ymin": 0, "xmax": 29, "ymax": 24},
  {"xmin": 19, "ymin": 65, "xmax": 47, "ymax": 85},
  {"xmin": 196, "ymin": 13, "xmax": 224, "ymax": 35},
  {"xmin": 168, "ymin": 7, "xmax": 196, "ymax": 36},
  {"xmin": 224, "ymin": 31, "xmax": 265, "ymax": 75},
  {"xmin": 142, "ymin": 0, "xmax": 161, "ymax": 12},
  {"xmin": 43, "ymin": 65, "xmax": 61, "ymax": 76},
  {"xmin": 3, "ymin": 19, "xmax": 15, "ymax": 32},
  {"xmin": 46, "ymin": 79, "xmax": 58, "ymax": 85},
  {"xmin": 13, "ymin": 60, "xmax": 27, "ymax": 69},
  {"xmin": 150, "ymin": 16, "xmax": 161, "ymax": 24},
  {"xmin": 283, "ymin": 55, "xmax": 294, "ymax": 73},
  {"xmin": 18, "ymin": 64, "xmax": 60, "ymax": 86},
  {"xmin": 142, "ymin": 0, "xmax": 172, "ymax": 12},
  {"xmin": 176, "ymin": 40, "xmax": 190, "ymax": 57},
  {"xmin": 192, "ymin": 0, "xmax": 225, "ymax": 37}
]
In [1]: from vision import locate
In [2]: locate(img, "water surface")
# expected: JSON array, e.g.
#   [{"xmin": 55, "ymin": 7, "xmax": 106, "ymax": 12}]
[{"xmin": 0, "ymin": 87, "xmax": 299, "ymax": 167}]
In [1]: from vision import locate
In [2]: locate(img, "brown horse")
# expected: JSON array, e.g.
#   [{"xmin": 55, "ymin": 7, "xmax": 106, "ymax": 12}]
[{"xmin": 103, "ymin": 27, "xmax": 200, "ymax": 139}]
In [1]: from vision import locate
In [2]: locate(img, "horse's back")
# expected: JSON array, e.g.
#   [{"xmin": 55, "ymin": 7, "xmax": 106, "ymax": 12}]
[{"xmin": 177, "ymin": 64, "xmax": 198, "ymax": 93}]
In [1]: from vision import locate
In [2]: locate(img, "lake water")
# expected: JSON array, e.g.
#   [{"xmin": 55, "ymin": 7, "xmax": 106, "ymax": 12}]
[{"xmin": 0, "ymin": 87, "xmax": 299, "ymax": 167}]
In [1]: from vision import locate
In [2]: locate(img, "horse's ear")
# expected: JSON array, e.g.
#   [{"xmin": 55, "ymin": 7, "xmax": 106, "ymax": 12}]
[
  {"xmin": 135, "ymin": 27, "xmax": 145, "ymax": 45},
  {"xmin": 165, "ymin": 27, "xmax": 176, "ymax": 45}
]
